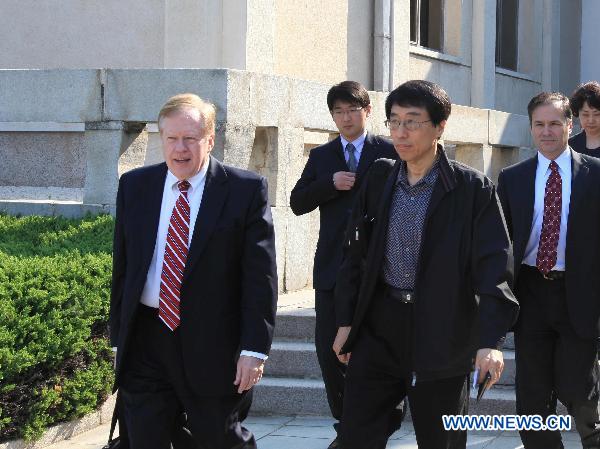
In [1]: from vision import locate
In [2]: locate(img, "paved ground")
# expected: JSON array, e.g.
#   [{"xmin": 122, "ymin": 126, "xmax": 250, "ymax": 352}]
[{"xmin": 45, "ymin": 415, "xmax": 583, "ymax": 449}]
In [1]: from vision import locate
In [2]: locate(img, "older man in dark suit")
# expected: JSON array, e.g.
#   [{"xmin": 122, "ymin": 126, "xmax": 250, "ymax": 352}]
[
  {"xmin": 110, "ymin": 93, "xmax": 277, "ymax": 449},
  {"xmin": 498, "ymin": 92, "xmax": 600, "ymax": 448},
  {"xmin": 290, "ymin": 81, "xmax": 398, "ymax": 449}
]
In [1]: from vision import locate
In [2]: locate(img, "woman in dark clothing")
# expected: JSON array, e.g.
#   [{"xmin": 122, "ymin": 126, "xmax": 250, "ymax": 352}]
[{"xmin": 569, "ymin": 81, "xmax": 600, "ymax": 157}]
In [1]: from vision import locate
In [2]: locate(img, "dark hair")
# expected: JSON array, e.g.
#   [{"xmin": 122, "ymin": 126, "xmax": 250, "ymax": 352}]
[
  {"xmin": 384, "ymin": 80, "xmax": 451, "ymax": 126},
  {"xmin": 570, "ymin": 81, "xmax": 600, "ymax": 117},
  {"xmin": 327, "ymin": 81, "xmax": 370, "ymax": 110},
  {"xmin": 527, "ymin": 92, "xmax": 572, "ymax": 125}
]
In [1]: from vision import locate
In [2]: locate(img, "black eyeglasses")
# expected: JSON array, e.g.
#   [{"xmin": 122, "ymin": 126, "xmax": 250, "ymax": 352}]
[{"xmin": 384, "ymin": 119, "xmax": 432, "ymax": 131}]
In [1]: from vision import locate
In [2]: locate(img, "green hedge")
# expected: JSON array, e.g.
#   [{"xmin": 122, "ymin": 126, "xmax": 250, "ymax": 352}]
[{"xmin": 0, "ymin": 214, "xmax": 115, "ymax": 442}]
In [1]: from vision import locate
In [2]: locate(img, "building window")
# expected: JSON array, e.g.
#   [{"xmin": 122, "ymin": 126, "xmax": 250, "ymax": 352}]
[
  {"xmin": 496, "ymin": 0, "xmax": 519, "ymax": 70},
  {"xmin": 410, "ymin": 0, "xmax": 444, "ymax": 51}
]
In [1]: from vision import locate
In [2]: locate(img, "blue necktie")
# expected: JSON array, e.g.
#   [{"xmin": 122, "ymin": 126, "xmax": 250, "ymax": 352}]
[{"xmin": 346, "ymin": 143, "xmax": 358, "ymax": 172}]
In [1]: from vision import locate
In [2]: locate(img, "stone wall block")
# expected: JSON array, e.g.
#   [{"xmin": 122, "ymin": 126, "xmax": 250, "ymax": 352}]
[
  {"xmin": 0, "ymin": 69, "xmax": 102, "ymax": 122},
  {"xmin": 444, "ymin": 105, "xmax": 488, "ymax": 145},
  {"xmin": 104, "ymin": 69, "xmax": 228, "ymax": 122},
  {"xmin": 489, "ymin": 110, "xmax": 532, "ymax": 148}
]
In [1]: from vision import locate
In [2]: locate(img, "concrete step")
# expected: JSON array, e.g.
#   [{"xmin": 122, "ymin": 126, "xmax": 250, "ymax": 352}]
[
  {"xmin": 273, "ymin": 309, "xmax": 315, "ymax": 342},
  {"xmin": 497, "ymin": 349, "xmax": 515, "ymax": 386},
  {"xmin": 274, "ymin": 290, "xmax": 315, "ymax": 341},
  {"xmin": 252, "ymin": 377, "xmax": 329, "ymax": 415},
  {"xmin": 266, "ymin": 341, "xmax": 321, "ymax": 378},
  {"xmin": 265, "ymin": 345, "xmax": 514, "ymax": 384},
  {"xmin": 253, "ymin": 377, "xmax": 561, "ymax": 418},
  {"xmin": 504, "ymin": 332, "xmax": 515, "ymax": 350},
  {"xmin": 468, "ymin": 385, "xmax": 516, "ymax": 415}
]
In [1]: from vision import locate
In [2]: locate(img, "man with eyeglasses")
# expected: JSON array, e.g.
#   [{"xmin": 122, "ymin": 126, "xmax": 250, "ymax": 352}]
[
  {"xmin": 290, "ymin": 80, "xmax": 398, "ymax": 449},
  {"xmin": 333, "ymin": 80, "xmax": 518, "ymax": 448}
]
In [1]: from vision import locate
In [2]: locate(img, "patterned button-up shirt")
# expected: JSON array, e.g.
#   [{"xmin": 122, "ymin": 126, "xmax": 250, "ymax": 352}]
[{"xmin": 382, "ymin": 158, "xmax": 440, "ymax": 289}]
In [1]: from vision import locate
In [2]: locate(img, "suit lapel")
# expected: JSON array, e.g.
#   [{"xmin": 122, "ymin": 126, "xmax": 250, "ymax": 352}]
[
  {"xmin": 516, "ymin": 156, "xmax": 537, "ymax": 254},
  {"xmin": 425, "ymin": 147, "xmax": 456, "ymax": 220},
  {"xmin": 567, "ymin": 149, "xmax": 589, "ymax": 239},
  {"xmin": 139, "ymin": 164, "xmax": 168, "ymax": 272},
  {"xmin": 370, "ymin": 160, "xmax": 401, "ymax": 260},
  {"xmin": 332, "ymin": 137, "xmax": 346, "ymax": 167},
  {"xmin": 183, "ymin": 156, "xmax": 229, "ymax": 282},
  {"xmin": 356, "ymin": 133, "xmax": 377, "ymax": 177}
]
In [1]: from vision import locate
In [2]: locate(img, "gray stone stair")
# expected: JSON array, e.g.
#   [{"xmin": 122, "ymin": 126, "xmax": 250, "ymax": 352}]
[
  {"xmin": 266, "ymin": 341, "xmax": 321, "ymax": 378},
  {"xmin": 253, "ymin": 290, "xmax": 522, "ymax": 418},
  {"xmin": 253, "ymin": 377, "xmax": 329, "ymax": 415}
]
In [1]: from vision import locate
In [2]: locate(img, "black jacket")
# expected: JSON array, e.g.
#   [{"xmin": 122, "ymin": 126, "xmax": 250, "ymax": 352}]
[
  {"xmin": 290, "ymin": 133, "xmax": 397, "ymax": 290},
  {"xmin": 497, "ymin": 149, "xmax": 600, "ymax": 339},
  {"xmin": 335, "ymin": 147, "xmax": 518, "ymax": 380},
  {"xmin": 569, "ymin": 130, "xmax": 600, "ymax": 158}
]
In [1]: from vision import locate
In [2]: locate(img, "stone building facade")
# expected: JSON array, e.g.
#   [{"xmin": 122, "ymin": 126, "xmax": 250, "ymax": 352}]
[{"xmin": 0, "ymin": 0, "xmax": 598, "ymax": 292}]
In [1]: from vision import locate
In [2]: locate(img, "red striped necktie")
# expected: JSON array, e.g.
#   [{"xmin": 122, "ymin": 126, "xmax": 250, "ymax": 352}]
[{"xmin": 159, "ymin": 180, "xmax": 191, "ymax": 331}]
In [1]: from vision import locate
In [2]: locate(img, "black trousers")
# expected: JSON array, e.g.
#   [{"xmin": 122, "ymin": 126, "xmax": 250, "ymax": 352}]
[
  {"xmin": 119, "ymin": 305, "xmax": 256, "ymax": 449},
  {"xmin": 117, "ymin": 403, "xmax": 195, "ymax": 448},
  {"xmin": 315, "ymin": 288, "xmax": 405, "ymax": 436},
  {"xmin": 515, "ymin": 265, "xmax": 600, "ymax": 449},
  {"xmin": 315, "ymin": 288, "xmax": 347, "ymax": 431},
  {"xmin": 340, "ymin": 288, "xmax": 468, "ymax": 449}
]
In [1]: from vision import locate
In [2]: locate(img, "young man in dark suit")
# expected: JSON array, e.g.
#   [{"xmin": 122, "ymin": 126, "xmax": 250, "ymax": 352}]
[
  {"xmin": 110, "ymin": 93, "xmax": 277, "ymax": 449},
  {"xmin": 290, "ymin": 81, "xmax": 398, "ymax": 448},
  {"xmin": 497, "ymin": 92, "xmax": 600, "ymax": 448}
]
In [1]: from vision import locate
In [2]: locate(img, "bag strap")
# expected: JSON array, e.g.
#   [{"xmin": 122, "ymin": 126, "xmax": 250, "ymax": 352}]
[{"xmin": 108, "ymin": 390, "xmax": 120, "ymax": 443}]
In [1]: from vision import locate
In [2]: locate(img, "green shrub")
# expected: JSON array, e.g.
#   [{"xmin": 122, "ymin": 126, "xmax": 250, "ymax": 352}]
[{"xmin": 0, "ymin": 214, "xmax": 114, "ymax": 442}]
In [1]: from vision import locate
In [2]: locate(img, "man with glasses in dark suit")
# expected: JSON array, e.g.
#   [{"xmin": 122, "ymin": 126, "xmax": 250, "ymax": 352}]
[{"xmin": 290, "ymin": 81, "xmax": 399, "ymax": 449}]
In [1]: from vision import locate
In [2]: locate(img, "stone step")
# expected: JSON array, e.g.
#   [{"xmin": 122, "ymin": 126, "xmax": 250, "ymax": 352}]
[
  {"xmin": 266, "ymin": 341, "xmax": 321, "ymax": 378},
  {"xmin": 273, "ymin": 309, "xmax": 315, "ymax": 342},
  {"xmin": 274, "ymin": 290, "xmax": 516, "ymax": 350},
  {"xmin": 252, "ymin": 377, "xmax": 329, "ymax": 415},
  {"xmin": 252, "ymin": 377, "xmax": 563, "ymax": 419},
  {"xmin": 266, "ymin": 342, "xmax": 515, "ymax": 385},
  {"xmin": 497, "ymin": 349, "xmax": 515, "ymax": 386},
  {"xmin": 504, "ymin": 332, "xmax": 515, "ymax": 350},
  {"xmin": 274, "ymin": 290, "xmax": 316, "ymax": 341}
]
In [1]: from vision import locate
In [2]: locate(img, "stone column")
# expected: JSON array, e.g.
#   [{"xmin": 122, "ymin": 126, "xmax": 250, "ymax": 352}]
[
  {"xmin": 278, "ymin": 126, "xmax": 312, "ymax": 293},
  {"xmin": 82, "ymin": 121, "xmax": 145, "ymax": 205},
  {"xmin": 220, "ymin": 122, "xmax": 257, "ymax": 169},
  {"xmin": 581, "ymin": 0, "xmax": 600, "ymax": 83},
  {"xmin": 541, "ymin": 0, "xmax": 561, "ymax": 92},
  {"xmin": 471, "ymin": 0, "xmax": 496, "ymax": 109},
  {"xmin": 391, "ymin": 0, "xmax": 411, "ymax": 88}
]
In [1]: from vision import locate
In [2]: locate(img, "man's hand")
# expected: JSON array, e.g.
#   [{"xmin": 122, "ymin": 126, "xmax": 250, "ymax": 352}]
[
  {"xmin": 234, "ymin": 355, "xmax": 265, "ymax": 394},
  {"xmin": 475, "ymin": 348, "xmax": 504, "ymax": 387},
  {"xmin": 333, "ymin": 326, "xmax": 352, "ymax": 364},
  {"xmin": 333, "ymin": 172, "xmax": 356, "ymax": 191}
]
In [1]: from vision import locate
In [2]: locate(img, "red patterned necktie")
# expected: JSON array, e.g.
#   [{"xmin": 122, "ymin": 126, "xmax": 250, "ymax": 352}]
[
  {"xmin": 159, "ymin": 180, "xmax": 191, "ymax": 331},
  {"xmin": 536, "ymin": 161, "xmax": 562, "ymax": 275}
]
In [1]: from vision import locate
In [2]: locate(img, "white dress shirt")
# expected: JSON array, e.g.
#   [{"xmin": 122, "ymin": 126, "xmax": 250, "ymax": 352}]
[
  {"xmin": 340, "ymin": 130, "xmax": 367, "ymax": 166},
  {"xmin": 522, "ymin": 148, "xmax": 572, "ymax": 271},
  {"xmin": 139, "ymin": 159, "xmax": 267, "ymax": 360}
]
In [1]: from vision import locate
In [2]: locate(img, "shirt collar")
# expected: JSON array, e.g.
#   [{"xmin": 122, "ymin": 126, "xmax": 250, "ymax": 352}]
[
  {"xmin": 166, "ymin": 157, "xmax": 210, "ymax": 194},
  {"xmin": 340, "ymin": 130, "xmax": 367, "ymax": 151},
  {"xmin": 536, "ymin": 147, "xmax": 571, "ymax": 176},
  {"xmin": 398, "ymin": 155, "xmax": 440, "ymax": 187}
]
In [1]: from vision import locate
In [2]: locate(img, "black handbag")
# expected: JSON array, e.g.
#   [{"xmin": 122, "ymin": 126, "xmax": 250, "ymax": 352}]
[{"xmin": 102, "ymin": 391, "xmax": 128, "ymax": 449}]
